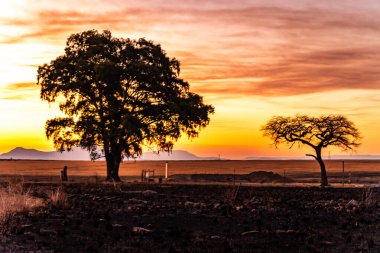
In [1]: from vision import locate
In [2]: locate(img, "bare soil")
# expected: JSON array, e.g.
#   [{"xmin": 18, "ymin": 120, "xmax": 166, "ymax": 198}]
[{"xmin": 1, "ymin": 183, "xmax": 379, "ymax": 253}]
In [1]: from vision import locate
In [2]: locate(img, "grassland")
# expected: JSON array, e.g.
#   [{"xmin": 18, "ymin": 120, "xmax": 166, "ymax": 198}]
[{"xmin": 0, "ymin": 159, "xmax": 379, "ymax": 185}]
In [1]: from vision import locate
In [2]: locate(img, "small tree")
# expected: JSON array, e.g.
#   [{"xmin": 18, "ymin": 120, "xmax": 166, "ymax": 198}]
[
  {"xmin": 37, "ymin": 30, "xmax": 214, "ymax": 181},
  {"xmin": 262, "ymin": 115, "xmax": 361, "ymax": 186}
]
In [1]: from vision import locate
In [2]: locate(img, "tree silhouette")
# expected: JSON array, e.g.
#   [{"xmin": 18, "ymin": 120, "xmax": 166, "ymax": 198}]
[
  {"xmin": 262, "ymin": 115, "xmax": 361, "ymax": 186},
  {"xmin": 38, "ymin": 30, "xmax": 214, "ymax": 181}
]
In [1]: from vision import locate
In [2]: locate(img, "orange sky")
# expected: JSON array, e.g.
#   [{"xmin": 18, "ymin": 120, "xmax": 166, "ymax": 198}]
[{"xmin": 1, "ymin": 0, "xmax": 380, "ymax": 158}]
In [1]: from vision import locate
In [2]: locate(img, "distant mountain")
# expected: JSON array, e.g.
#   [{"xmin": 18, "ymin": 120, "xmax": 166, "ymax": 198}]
[
  {"xmin": 0, "ymin": 147, "xmax": 58, "ymax": 160},
  {"xmin": 4, "ymin": 147, "xmax": 378, "ymax": 161},
  {"xmin": 0, "ymin": 147, "xmax": 219, "ymax": 161},
  {"xmin": 245, "ymin": 156, "xmax": 311, "ymax": 160},
  {"xmin": 327, "ymin": 155, "xmax": 380, "ymax": 160},
  {"xmin": 0, "ymin": 147, "xmax": 91, "ymax": 160},
  {"xmin": 139, "ymin": 150, "xmax": 219, "ymax": 160},
  {"xmin": 245, "ymin": 155, "xmax": 380, "ymax": 160}
]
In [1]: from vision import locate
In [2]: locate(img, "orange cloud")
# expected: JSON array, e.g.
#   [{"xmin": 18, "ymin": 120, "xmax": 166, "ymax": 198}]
[
  {"xmin": 1, "ymin": 82, "xmax": 39, "ymax": 100},
  {"xmin": 3, "ymin": 2, "xmax": 380, "ymax": 98},
  {"xmin": 6, "ymin": 82, "xmax": 37, "ymax": 89}
]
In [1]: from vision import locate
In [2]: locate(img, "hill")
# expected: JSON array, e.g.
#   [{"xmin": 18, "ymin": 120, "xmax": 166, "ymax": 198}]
[
  {"xmin": 139, "ymin": 150, "xmax": 218, "ymax": 160},
  {"xmin": 245, "ymin": 155, "xmax": 380, "ymax": 160},
  {"xmin": 0, "ymin": 147, "xmax": 91, "ymax": 160},
  {"xmin": 0, "ymin": 147, "xmax": 218, "ymax": 161}
]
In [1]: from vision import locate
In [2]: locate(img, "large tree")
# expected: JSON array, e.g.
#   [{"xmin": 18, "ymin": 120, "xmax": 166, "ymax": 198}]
[
  {"xmin": 37, "ymin": 30, "xmax": 214, "ymax": 181},
  {"xmin": 262, "ymin": 115, "xmax": 361, "ymax": 186}
]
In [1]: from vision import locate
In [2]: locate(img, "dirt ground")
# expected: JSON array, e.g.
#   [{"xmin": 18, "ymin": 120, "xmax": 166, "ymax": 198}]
[{"xmin": 0, "ymin": 182, "xmax": 379, "ymax": 253}]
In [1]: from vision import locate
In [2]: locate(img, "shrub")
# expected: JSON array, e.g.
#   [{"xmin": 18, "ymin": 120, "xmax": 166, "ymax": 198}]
[{"xmin": 48, "ymin": 186, "xmax": 68, "ymax": 209}]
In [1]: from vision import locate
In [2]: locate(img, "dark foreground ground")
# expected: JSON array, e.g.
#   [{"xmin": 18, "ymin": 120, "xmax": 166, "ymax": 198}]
[{"xmin": 1, "ymin": 183, "xmax": 380, "ymax": 253}]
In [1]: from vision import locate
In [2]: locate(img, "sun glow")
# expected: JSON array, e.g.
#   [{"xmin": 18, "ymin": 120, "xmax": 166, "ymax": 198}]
[{"xmin": 1, "ymin": 0, "xmax": 380, "ymax": 158}]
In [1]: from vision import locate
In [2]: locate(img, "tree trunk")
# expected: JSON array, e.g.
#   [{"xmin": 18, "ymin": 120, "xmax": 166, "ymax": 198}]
[
  {"xmin": 105, "ymin": 153, "xmax": 121, "ymax": 182},
  {"xmin": 315, "ymin": 149, "xmax": 328, "ymax": 187}
]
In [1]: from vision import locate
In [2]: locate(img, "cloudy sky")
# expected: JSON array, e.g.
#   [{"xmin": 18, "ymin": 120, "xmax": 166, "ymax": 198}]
[{"xmin": 1, "ymin": 0, "xmax": 380, "ymax": 158}]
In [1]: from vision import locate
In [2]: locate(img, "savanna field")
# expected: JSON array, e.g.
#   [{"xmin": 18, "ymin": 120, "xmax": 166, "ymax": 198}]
[{"xmin": 0, "ymin": 159, "xmax": 379, "ymax": 185}]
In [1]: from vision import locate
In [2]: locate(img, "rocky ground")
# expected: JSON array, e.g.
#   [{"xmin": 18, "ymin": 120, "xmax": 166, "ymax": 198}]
[{"xmin": 0, "ymin": 183, "xmax": 379, "ymax": 253}]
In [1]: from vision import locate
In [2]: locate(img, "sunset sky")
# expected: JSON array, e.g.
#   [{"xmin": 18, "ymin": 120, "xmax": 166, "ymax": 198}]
[{"xmin": 1, "ymin": 0, "xmax": 380, "ymax": 158}]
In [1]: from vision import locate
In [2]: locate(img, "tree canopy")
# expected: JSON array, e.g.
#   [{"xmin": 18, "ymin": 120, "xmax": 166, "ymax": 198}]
[
  {"xmin": 37, "ymin": 30, "xmax": 214, "ymax": 180},
  {"xmin": 262, "ymin": 114, "xmax": 361, "ymax": 186}
]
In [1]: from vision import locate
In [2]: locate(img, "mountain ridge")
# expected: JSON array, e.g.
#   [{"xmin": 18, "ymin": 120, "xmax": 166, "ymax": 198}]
[
  {"xmin": 0, "ymin": 147, "xmax": 219, "ymax": 161},
  {"xmin": 2, "ymin": 147, "xmax": 380, "ymax": 161},
  {"xmin": 245, "ymin": 155, "xmax": 380, "ymax": 160}
]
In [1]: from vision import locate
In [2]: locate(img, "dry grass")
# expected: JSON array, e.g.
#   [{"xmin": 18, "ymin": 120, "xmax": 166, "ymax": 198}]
[
  {"xmin": 48, "ymin": 186, "xmax": 68, "ymax": 208},
  {"xmin": 362, "ymin": 187, "xmax": 378, "ymax": 208},
  {"xmin": 0, "ymin": 178, "xmax": 43, "ymax": 223},
  {"xmin": 224, "ymin": 183, "xmax": 241, "ymax": 206},
  {"xmin": 2, "ymin": 160, "xmax": 380, "ymax": 177}
]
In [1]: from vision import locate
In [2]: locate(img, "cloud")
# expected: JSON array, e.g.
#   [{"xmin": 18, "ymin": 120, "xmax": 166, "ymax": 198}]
[
  {"xmin": 6, "ymin": 82, "xmax": 37, "ymax": 89},
  {"xmin": 0, "ymin": 82, "xmax": 39, "ymax": 100},
  {"xmin": 2, "ymin": 2, "xmax": 380, "ymax": 96}
]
